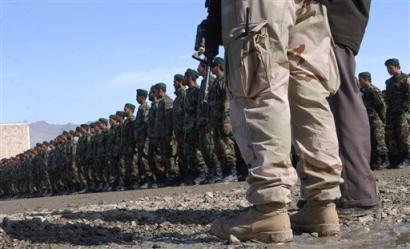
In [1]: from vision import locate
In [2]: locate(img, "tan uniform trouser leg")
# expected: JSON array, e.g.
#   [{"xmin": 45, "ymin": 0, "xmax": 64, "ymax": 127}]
[{"xmin": 222, "ymin": 0, "xmax": 343, "ymax": 205}]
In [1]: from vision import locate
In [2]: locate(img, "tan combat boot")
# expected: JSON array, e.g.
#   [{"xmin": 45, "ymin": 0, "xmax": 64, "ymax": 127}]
[
  {"xmin": 290, "ymin": 201, "xmax": 340, "ymax": 236},
  {"xmin": 210, "ymin": 204, "xmax": 293, "ymax": 243}
]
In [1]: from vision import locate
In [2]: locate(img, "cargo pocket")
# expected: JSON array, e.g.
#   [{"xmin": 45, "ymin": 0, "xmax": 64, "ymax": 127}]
[{"xmin": 225, "ymin": 21, "xmax": 271, "ymax": 99}]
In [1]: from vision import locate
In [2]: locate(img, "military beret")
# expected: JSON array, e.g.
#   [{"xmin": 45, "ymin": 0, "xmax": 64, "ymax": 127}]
[
  {"xmin": 43, "ymin": 141, "xmax": 49, "ymax": 145},
  {"xmin": 185, "ymin": 68, "xmax": 199, "ymax": 79},
  {"xmin": 174, "ymin": 74, "xmax": 184, "ymax": 82},
  {"xmin": 36, "ymin": 143, "xmax": 42, "ymax": 147},
  {"xmin": 75, "ymin": 127, "xmax": 81, "ymax": 132},
  {"xmin": 137, "ymin": 89, "xmax": 148, "ymax": 97},
  {"xmin": 116, "ymin": 111, "xmax": 124, "ymax": 117},
  {"xmin": 98, "ymin": 118, "xmax": 108, "ymax": 125},
  {"xmin": 358, "ymin": 72, "xmax": 371, "ymax": 81},
  {"xmin": 212, "ymin": 57, "xmax": 225, "ymax": 69},
  {"xmin": 153, "ymin": 82, "xmax": 167, "ymax": 92},
  {"xmin": 124, "ymin": 103, "xmax": 136, "ymax": 111},
  {"xmin": 109, "ymin": 114, "xmax": 116, "ymax": 119},
  {"xmin": 89, "ymin": 123, "xmax": 96, "ymax": 128},
  {"xmin": 80, "ymin": 124, "xmax": 89, "ymax": 128},
  {"xmin": 62, "ymin": 131, "xmax": 69, "ymax": 135},
  {"xmin": 385, "ymin": 58, "xmax": 400, "ymax": 67}
]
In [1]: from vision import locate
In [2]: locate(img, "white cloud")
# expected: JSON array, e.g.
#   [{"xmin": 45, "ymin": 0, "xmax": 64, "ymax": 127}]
[{"xmin": 110, "ymin": 67, "xmax": 187, "ymax": 88}]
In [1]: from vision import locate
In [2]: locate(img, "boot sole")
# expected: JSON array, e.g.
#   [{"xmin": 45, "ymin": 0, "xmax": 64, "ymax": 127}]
[
  {"xmin": 211, "ymin": 223, "xmax": 293, "ymax": 243},
  {"xmin": 292, "ymin": 223, "xmax": 340, "ymax": 236},
  {"xmin": 254, "ymin": 230, "xmax": 293, "ymax": 243}
]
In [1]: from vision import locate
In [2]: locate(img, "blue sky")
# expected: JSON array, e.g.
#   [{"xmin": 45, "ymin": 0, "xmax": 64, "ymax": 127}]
[{"xmin": 1, "ymin": 0, "xmax": 409, "ymax": 125}]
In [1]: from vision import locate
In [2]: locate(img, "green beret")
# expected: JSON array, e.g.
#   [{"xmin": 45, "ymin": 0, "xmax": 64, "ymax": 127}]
[
  {"xmin": 109, "ymin": 114, "xmax": 116, "ymax": 119},
  {"xmin": 137, "ymin": 89, "xmax": 148, "ymax": 97},
  {"xmin": 89, "ymin": 123, "xmax": 96, "ymax": 128},
  {"xmin": 358, "ymin": 72, "xmax": 371, "ymax": 81},
  {"xmin": 36, "ymin": 143, "xmax": 42, "ymax": 147},
  {"xmin": 124, "ymin": 103, "xmax": 136, "ymax": 111},
  {"xmin": 185, "ymin": 68, "xmax": 199, "ymax": 80},
  {"xmin": 43, "ymin": 141, "xmax": 49, "ymax": 145},
  {"xmin": 385, "ymin": 58, "xmax": 400, "ymax": 67},
  {"xmin": 80, "ymin": 124, "xmax": 88, "ymax": 128},
  {"xmin": 98, "ymin": 118, "xmax": 108, "ymax": 125},
  {"xmin": 75, "ymin": 127, "xmax": 81, "ymax": 132},
  {"xmin": 154, "ymin": 82, "xmax": 167, "ymax": 92},
  {"xmin": 115, "ymin": 111, "xmax": 124, "ymax": 117},
  {"xmin": 174, "ymin": 74, "xmax": 184, "ymax": 81},
  {"xmin": 62, "ymin": 131, "xmax": 68, "ymax": 135},
  {"xmin": 212, "ymin": 57, "xmax": 225, "ymax": 69}
]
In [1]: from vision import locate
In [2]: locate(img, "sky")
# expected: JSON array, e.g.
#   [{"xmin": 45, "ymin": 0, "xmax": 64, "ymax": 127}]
[{"xmin": 1, "ymin": 0, "xmax": 409, "ymax": 125}]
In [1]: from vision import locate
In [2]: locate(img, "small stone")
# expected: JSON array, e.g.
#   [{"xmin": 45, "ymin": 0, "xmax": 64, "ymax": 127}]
[
  {"xmin": 229, "ymin": 234, "xmax": 241, "ymax": 244},
  {"xmin": 205, "ymin": 192, "xmax": 214, "ymax": 198},
  {"xmin": 402, "ymin": 206, "xmax": 410, "ymax": 215},
  {"xmin": 310, "ymin": 232, "xmax": 319, "ymax": 238},
  {"xmin": 358, "ymin": 215, "xmax": 373, "ymax": 223}
]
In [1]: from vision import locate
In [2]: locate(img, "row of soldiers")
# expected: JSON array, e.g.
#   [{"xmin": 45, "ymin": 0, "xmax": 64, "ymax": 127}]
[
  {"xmin": 0, "ymin": 57, "xmax": 248, "ymax": 197},
  {"xmin": 359, "ymin": 58, "xmax": 410, "ymax": 170}
]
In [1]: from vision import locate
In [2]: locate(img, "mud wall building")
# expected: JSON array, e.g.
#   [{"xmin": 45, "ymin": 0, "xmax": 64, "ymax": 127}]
[{"xmin": 0, "ymin": 123, "xmax": 30, "ymax": 159}]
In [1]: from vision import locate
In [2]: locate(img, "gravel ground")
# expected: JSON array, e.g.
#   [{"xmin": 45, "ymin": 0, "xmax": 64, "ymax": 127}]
[{"xmin": 0, "ymin": 168, "xmax": 409, "ymax": 248}]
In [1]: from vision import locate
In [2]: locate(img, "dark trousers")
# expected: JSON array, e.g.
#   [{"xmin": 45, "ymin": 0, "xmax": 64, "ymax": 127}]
[{"xmin": 328, "ymin": 44, "xmax": 379, "ymax": 208}]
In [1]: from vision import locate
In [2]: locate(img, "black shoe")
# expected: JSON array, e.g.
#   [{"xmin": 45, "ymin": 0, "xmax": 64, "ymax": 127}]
[{"xmin": 337, "ymin": 204, "xmax": 381, "ymax": 218}]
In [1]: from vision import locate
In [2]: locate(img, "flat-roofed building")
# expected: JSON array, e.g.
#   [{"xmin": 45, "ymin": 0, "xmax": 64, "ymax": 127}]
[{"xmin": 0, "ymin": 123, "xmax": 30, "ymax": 159}]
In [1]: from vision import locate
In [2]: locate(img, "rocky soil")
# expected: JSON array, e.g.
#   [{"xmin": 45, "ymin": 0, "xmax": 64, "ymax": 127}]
[{"xmin": 0, "ymin": 168, "xmax": 409, "ymax": 248}]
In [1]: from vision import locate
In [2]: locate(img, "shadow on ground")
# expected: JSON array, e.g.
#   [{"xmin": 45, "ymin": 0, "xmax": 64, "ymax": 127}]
[{"xmin": 1, "ymin": 208, "xmax": 239, "ymax": 245}]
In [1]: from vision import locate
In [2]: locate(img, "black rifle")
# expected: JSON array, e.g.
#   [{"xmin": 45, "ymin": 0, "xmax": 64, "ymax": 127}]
[{"xmin": 192, "ymin": 0, "xmax": 221, "ymax": 103}]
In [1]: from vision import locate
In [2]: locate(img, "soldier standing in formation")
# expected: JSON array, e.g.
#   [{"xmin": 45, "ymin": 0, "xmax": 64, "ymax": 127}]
[
  {"xmin": 384, "ymin": 58, "xmax": 410, "ymax": 168},
  {"xmin": 358, "ymin": 72, "xmax": 388, "ymax": 170}
]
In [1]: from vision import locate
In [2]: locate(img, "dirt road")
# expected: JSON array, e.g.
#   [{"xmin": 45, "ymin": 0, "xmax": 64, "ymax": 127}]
[{"xmin": 0, "ymin": 168, "xmax": 409, "ymax": 248}]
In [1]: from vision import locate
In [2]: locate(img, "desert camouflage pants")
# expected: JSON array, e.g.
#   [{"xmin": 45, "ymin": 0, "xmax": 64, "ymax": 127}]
[{"xmin": 222, "ymin": 0, "xmax": 343, "ymax": 205}]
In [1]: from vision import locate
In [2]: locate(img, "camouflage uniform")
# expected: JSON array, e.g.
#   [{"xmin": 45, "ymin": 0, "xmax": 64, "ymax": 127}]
[
  {"xmin": 222, "ymin": 0, "xmax": 342, "ymax": 205},
  {"xmin": 173, "ymin": 88, "xmax": 187, "ymax": 178},
  {"xmin": 197, "ymin": 77, "xmax": 221, "ymax": 178},
  {"xmin": 361, "ymin": 84, "xmax": 388, "ymax": 168},
  {"xmin": 208, "ymin": 74, "xmax": 237, "ymax": 178},
  {"xmin": 184, "ymin": 85, "xmax": 207, "ymax": 180},
  {"xmin": 135, "ymin": 102, "xmax": 152, "ymax": 183},
  {"xmin": 155, "ymin": 94, "xmax": 177, "ymax": 182},
  {"xmin": 66, "ymin": 137, "xmax": 81, "ymax": 191},
  {"xmin": 148, "ymin": 99, "xmax": 162, "ymax": 181},
  {"xmin": 113, "ymin": 122, "xmax": 125, "ymax": 188},
  {"xmin": 385, "ymin": 72, "xmax": 410, "ymax": 166},
  {"xmin": 104, "ymin": 126, "xmax": 116, "ymax": 187},
  {"xmin": 75, "ymin": 134, "xmax": 89, "ymax": 189},
  {"xmin": 122, "ymin": 116, "xmax": 139, "ymax": 187}
]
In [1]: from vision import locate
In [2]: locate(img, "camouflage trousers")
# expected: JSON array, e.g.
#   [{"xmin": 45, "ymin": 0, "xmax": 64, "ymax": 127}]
[
  {"xmin": 159, "ymin": 136, "xmax": 178, "ymax": 181},
  {"xmin": 198, "ymin": 127, "xmax": 220, "ymax": 176},
  {"xmin": 112, "ymin": 156, "xmax": 125, "ymax": 187},
  {"xmin": 175, "ymin": 133, "xmax": 187, "ymax": 178},
  {"xmin": 136, "ymin": 140, "xmax": 152, "ymax": 181},
  {"xmin": 213, "ymin": 129, "xmax": 237, "ymax": 177},
  {"xmin": 184, "ymin": 130, "xmax": 207, "ymax": 178},
  {"xmin": 223, "ymin": 0, "xmax": 342, "ymax": 205},
  {"xmin": 369, "ymin": 115, "xmax": 388, "ymax": 165},
  {"xmin": 148, "ymin": 138, "xmax": 162, "ymax": 181},
  {"xmin": 386, "ymin": 112, "xmax": 410, "ymax": 165},
  {"xmin": 121, "ymin": 153, "xmax": 139, "ymax": 187}
]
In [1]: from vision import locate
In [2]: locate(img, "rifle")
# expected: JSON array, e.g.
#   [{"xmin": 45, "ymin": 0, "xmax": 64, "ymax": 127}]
[{"xmin": 192, "ymin": 0, "xmax": 221, "ymax": 103}]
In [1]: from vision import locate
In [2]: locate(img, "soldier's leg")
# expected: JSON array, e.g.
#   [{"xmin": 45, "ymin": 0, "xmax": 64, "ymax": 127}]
[
  {"xmin": 198, "ymin": 129, "xmax": 221, "ymax": 178},
  {"xmin": 396, "ymin": 113, "xmax": 410, "ymax": 166},
  {"xmin": 184, "ymin": 131, "xmax": 207, "ymax": 184},
  {"xmin": 176, "ymin": 135, "xmax": 188, "ymax": 181},
  {"xmin": 328, "ymin": 44, "xmax": 379, "ymax": 208}
]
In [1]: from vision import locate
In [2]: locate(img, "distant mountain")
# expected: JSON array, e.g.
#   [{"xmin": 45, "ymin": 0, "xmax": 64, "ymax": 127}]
[{"xmin": 29, "ymin": 121, "xmax": 78, "ymax": 148}]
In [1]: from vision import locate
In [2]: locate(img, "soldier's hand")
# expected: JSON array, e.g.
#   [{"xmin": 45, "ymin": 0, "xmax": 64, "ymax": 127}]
[{"xmin": 223, "ymin": 123, "xmax": 232, "ymax": 135}]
